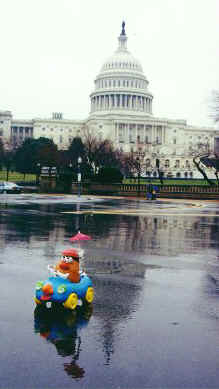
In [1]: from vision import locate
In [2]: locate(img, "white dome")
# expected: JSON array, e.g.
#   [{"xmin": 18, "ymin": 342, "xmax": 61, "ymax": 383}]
[
  {"xmin": 90, "ymin": 22, "xmax": 153, "ymax": 117},
  {"xmin": 100, "ymin": 50, "xmax": 144, "ymax": 75}
]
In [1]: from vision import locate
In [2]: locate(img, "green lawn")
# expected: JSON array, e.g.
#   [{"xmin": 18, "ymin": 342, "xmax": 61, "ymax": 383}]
[
  {"xmin": 0, "ymin": 171, "xmax": 36, "ymax": 182},
  {"xmin": 124, "ymin": 178, "xmax": 217, "ymax": 186}
]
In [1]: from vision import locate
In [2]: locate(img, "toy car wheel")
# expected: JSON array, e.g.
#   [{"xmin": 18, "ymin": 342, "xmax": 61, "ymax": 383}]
[
  {"xmin": 63, "ymin": 293, "xmax": 78, "ymax": 310},
  {"xmin": 85, "ymin": 287, "xmax": 94, "ymax": 303}
]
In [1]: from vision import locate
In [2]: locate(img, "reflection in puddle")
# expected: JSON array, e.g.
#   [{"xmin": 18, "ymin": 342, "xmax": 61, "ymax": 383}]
[{"xmin": 34, "ymin": 304, "xmax": 93, "ymax": 379}]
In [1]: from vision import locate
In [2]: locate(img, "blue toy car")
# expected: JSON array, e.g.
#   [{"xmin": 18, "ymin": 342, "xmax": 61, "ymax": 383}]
[{"xmin": 34, "ymin": 272, "xmax": 94, "ymax": 310}]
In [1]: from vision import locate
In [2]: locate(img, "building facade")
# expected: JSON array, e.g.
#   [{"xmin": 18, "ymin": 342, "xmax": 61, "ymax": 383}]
[{"xmin": 0, "ymin": 23, "xmax": 218, "ymax": 178}]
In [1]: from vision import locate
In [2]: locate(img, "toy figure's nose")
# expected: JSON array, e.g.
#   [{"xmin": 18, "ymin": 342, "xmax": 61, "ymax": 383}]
[
  {"xmin": 59, "ymin": 261, "xmax": 69, "ymax": 271},
  {"xmin": 42, "ymin": 283, "xmax": 53, "ymax": 296}
]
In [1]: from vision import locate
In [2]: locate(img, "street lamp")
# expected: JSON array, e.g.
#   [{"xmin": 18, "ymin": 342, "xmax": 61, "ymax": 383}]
[
  {"xmin": 77, "ymin": 156, "xmax": 82, "ymax": 197},
  {"xmin": 36, "ymin": 163, "xmax": 41, "ymax": 185},
  {"xmin": 136, "ymin": 157, "xmax": 140, "ymax": 197}
]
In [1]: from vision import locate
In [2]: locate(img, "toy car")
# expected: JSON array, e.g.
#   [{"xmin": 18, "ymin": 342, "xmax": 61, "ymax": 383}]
[{"xmin": 34, "ymin": 272, "xmax": 94, "ymax": 310}]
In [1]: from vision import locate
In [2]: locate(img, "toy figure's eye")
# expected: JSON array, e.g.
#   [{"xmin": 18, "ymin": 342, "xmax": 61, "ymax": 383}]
[
  {"xmin": 36, "ymin": 281, "xmax": 44, "ymax": 290},
  {"xmin": 58, "ymin": 284, "xmax": 67, "ymax": 294}
]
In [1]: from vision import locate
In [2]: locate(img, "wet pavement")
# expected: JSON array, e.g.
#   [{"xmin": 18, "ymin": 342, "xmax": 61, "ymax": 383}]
[{"xmin": 1, "ymin": 194, "xmax": 219, "ymax": 388}]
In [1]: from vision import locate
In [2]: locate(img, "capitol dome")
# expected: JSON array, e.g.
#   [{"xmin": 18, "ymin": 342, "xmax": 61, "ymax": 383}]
[{"xmin": 90, "ymin": 22, "xmax": 153, "ymax": 116}]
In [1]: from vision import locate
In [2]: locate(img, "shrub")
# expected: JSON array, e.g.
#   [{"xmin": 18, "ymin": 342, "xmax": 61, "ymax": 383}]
[{"xmin": 95, "ymin": 167, "xmax": 123, "ymax": 183}]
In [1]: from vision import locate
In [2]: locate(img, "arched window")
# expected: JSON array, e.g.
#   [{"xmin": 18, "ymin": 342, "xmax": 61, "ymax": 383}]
[
  {"xmin": 165, "ymin": 159, "xmax": 170, "ymax": 168},
  {"xmin": 146, "ymin": 159, "xmax": 151, "ymax": 167},
  {"xmin": 176, "ymin": 172, "xmax": 181, "ymax": 178},
  {"xmin": 184, "ymin": 172, "xmax": 188, "ymax": 178}
]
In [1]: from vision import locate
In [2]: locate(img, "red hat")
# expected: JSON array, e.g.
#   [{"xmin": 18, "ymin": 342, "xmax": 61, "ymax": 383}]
[{"xmin": 62, "ymin": 248, "xmax": 79, "ymax": 258}]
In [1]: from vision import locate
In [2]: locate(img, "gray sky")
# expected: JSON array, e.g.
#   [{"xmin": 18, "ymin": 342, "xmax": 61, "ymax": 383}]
[{"xmin": 1, "ymin": 0, "xmax": 219, "ymax": 127}]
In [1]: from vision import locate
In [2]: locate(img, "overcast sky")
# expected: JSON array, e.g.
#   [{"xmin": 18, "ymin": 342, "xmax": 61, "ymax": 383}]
[{"xmin": 1, "ymin": 0, "xmax": 219, "ymax": 127}]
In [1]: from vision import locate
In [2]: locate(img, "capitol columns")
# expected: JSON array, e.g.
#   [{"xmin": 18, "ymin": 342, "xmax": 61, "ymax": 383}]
[
  {"xmin": 128, "ymin": 95, "xmax": 132, "ymax": 109},
  {"xmin": 109, "ymin": 95, "xmax": 112, "ymax": 109}
]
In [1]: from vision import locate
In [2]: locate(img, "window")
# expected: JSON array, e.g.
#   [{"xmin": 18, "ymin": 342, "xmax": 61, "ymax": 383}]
[
  {"xmin": 165, "ymin": 159, "xmax": 170, "ymax": 168},
  {"xmin": 175, "ymin": 160, "xmax": 180, "ymax": 168},
  {"xmin": 59, "ymin": 135, "xmax": 63, "ymax": 143},
  {"xmin": 146, "ymin": 159, "xmax": 151, "ymax": 167}
]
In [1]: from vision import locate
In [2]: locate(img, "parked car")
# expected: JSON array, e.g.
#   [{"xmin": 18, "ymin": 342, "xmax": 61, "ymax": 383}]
[{"xmin": 0, "ymin": 181, "xmax": 22, "ymax": 194}]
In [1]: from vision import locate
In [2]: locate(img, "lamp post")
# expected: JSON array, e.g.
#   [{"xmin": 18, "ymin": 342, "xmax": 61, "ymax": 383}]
[
  {"xmin": 36, "ymin": 163, "xmax": 41, "ymax": 185},
  {"xmin": 69, "ymin": 161, "xmax": 73, "ymax": 193},
  {"xmin": 136, "ymin": 157, "xmax": 140, "ymax": 197},
  {"xmin": 77, "ymin": 156, "xmax": 82, "ymax": 197}
]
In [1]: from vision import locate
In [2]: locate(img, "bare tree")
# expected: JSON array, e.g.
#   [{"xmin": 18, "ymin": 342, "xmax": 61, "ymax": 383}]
[{"xmin": 193, "ymin": 155, "xmax": 215, "ymax": 185}]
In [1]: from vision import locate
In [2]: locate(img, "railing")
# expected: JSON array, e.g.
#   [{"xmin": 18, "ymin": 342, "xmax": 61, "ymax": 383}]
[{"xmin": 73, "ymin": 182, "xmax": 219, "ymax": 199}]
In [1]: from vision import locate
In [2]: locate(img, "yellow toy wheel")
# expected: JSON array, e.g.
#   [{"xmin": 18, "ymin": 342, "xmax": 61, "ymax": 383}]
[
  {"xmin": 85, "ymin": 287, "xmax": 94, "ymax": 303},
  {"xmin": 63, "ymin": 293, "xmax": 78, "ymax": 310},
  {"xmin": 34, "ymin": 297, "xmax": 42, "ymax": 305}
]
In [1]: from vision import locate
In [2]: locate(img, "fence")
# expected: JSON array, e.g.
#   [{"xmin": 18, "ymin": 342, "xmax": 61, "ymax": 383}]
[{"xmin": 72, "ymin": 182, "xmax": 219, "ymax": 200}]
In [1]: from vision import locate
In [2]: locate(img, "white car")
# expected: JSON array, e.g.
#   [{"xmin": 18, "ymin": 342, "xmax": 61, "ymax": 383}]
[{"xmin": 0, "ymin": 181, "xmax": 22, "ymax": 194}]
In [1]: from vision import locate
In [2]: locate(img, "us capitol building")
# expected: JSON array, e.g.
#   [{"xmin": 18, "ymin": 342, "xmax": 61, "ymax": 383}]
[{"xmin": 0, "ymin": 22, "xmax": 218, "ymax": 179}]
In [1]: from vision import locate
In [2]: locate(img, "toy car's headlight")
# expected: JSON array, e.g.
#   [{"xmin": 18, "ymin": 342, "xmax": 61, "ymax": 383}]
[
  {"xmin": 58, "ymin": 284, "xmax": 67, "ymax": 294},
  {"xmin": 36, "ymin": 281, "xmax": 44, "ymax": 290}
]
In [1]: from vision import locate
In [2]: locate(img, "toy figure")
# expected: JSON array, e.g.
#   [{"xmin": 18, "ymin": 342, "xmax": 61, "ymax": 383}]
[{"xmin": 55, "ymin": 248, "xmax": 80, "ymax": 283}]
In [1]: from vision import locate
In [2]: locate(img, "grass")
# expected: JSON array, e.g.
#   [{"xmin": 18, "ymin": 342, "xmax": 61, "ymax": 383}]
[
  {"xmin": 0, "ymin": 170, "xmax": 216, "ymax": 186},
  {"xmin": 124, "ymin": 178, "xmax": 217, "ymax": 186},
  {"xmin": 0, "ymin": 171, "xmax": 36, "ymax": 182}
]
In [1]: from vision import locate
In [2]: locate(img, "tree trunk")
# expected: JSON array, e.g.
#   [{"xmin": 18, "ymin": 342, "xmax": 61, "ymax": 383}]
[{"xmin": 193, "ymin": 156, "xmax": 215, "ymax": 186}]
